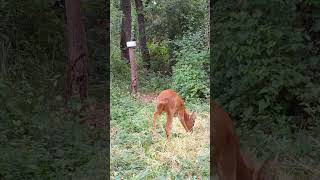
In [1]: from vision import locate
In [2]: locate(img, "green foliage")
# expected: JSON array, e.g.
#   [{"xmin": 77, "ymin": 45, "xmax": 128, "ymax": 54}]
[
  {"xmin": 0, "ymin": 1, "xmax": 107, "ymax": 179},
  {"xmin": 145, "ymin": 0, "xmax": 208, "ymax": 40},
  {"xmin": 0, "ymin": 0, "xmax": 66, "ymax": 85},
  {"xmin": 171, "ymin": 30, "xmax": 209, "ymax": 101},
  {"xmin": 212, "ymin": 0, "xmax": 320, "ymax": 132},
  {"xmin": 110, "ymin": 0, "xmax": 130, "ymax": 81},
  {"xmin": 172, "ymin": 50, "xmax": 209, "ymax": 101},
  {"xmin": 212, "ymin": 1, "xmax": 320, "ymax": 177},
  {"xmin": 112, "ymin": 0, "xmax": 210, "ymax": 177},
  {"xmin": 111, "ymin": 53, "xmax": 130, "ymax": 82},
  {"xmin": 173, "ymin": 30, "xmax": 207, "ymax": 52},
  {"xmin": 0, "ymin": 79, "xmax": 105, "ymax": 179},
  {"xmin": 305, "ymin": 0, "xmax": 320, "ymax": 6},
  {"xmin": 147, "ymin": 40, "xmax": 170, "ymax": 73},
  {"xmin": 112, "ymin": 0, "xmax": 209, "ymax": 103},
  {"xmin": 139, "ymin": 72, "xmax": 171, "ymax": 93},
  {"xmin": 84, "ymin": 1, "xmax": 109, "ymax": 81}
]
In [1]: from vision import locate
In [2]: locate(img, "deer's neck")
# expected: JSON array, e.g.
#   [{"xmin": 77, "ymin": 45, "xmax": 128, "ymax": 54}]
[{"xmin": 178, "ymin": 110, "xmax": 190, "ymax": 131}]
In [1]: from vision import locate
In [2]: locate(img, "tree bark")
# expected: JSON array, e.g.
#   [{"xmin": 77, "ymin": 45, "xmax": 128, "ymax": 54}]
[
  {"xmin": 104, "ymin": 0, "xmax": 110, "ymax": 178},
  {"xmin": 120, "ymin": 0, "xmax": 131, "ymax": 63},
  {"xmin": 64, "ymin": 0, "xmax": 89, "ymax": 110},
  {"xmin": 206, "ymin": 0, "xmax": 210, "ymax": 49},
  {"xmin": 134, "ymin": 0, "xmax": 151, "ymax": 70},
  {"xmin": 129, "ymin": 48, "xmax": 138, "ymax": 94},
  {"xmin": 104, "ymin": 0, "xmax": 110, "ymax": 115}
]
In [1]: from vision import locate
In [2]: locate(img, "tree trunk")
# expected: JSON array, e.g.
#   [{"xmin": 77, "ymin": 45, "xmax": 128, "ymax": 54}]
[
  {"xmin": 134, "ymin": 0, "xmax": 150, "ymax": 70},
  {"xmin": 104, "ymin": 0, "xmax": 110, "ymax": 178},
  {"xmin": 129, "ymin": 48, "xmax": 138, "ymax": 94},
  {"xmin": 64, "ymin": 0, "xmax": 89, "ymax": 111},
  {"xmin": 104, "ymin": 0, "xmax": 110, "ymax": 115},
  {"xmin": 207, "ymin": 0, "xmax": 210, "ymax": 49},
  {"xmin": 120, "ymin": 0, "xmax": 131, "ymax": 63}
]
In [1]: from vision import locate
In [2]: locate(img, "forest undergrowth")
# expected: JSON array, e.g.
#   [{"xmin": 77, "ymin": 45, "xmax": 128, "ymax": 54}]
[{"xmin": 110, "ymin": 77, "xmax": 210, "ymax": 179}]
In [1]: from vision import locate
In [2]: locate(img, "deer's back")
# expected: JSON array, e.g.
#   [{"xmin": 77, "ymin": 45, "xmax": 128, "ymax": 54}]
[{"xmin": 157, "ymin": 89, "xmax": 185, "ymax": 114}]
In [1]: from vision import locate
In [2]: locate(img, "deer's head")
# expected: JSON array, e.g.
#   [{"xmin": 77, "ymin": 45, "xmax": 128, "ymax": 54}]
[{"xmin": 186, "ymin": 111, "xmax": 196, "ymax": 133}]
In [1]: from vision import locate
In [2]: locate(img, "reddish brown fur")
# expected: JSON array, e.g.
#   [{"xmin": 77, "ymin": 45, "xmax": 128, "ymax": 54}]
[
  {"xmin": 153, "ymin": 89, "xmax": 196, "ymax": 140},
  {"xmin": 212, "ymin": 102, "xmax": 276, "ymax": 180}
]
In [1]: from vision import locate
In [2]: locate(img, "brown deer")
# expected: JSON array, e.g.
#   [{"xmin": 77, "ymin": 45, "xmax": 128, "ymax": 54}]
[
  {"xmin": 212, "ymin": 101, "xmax": 276, "ymax": 180},
  {"xmin": 153, "ymin": 89, "xmax": 196, "ymax": 140}
]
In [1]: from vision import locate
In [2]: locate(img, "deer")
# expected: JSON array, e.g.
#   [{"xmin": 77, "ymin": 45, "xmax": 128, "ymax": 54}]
[
  {"xmin": 212, "ymin": 101, "xmax": 276, "ymax": 180},
  {"xmin": 153, "ymin": 89, "xmax": 196, "ymax": 140}
]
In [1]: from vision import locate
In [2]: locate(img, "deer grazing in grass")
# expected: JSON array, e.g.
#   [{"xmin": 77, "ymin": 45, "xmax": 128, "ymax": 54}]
[
  {"xmin": 212, "ymin": 101, "xmax": 276, "ymax": 180},
  {"xmin": 153, "ymin": 89, "xmax": 196, "ymax": 140}
]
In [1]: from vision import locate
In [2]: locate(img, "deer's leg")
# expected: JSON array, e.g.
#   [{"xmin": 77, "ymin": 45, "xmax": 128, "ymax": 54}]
[
  {"xmin": 165, "ymin": 113, "xmax": 173, "ymax": 141},
  {"xmin": 153, "ymin": 111, "xmax": 160, "ymax": 136}
]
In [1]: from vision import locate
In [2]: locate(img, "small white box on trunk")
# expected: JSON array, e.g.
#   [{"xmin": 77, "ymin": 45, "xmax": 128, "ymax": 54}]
[{"xmin": 126, "ymin": 41, "xmax": 136, "ymax": 48}]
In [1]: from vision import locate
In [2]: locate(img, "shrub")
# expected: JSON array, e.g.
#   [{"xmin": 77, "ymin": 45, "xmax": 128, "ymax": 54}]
[
  {"xmin": 212, "ymin": 1, "xmax": 320, "ymax": 132},
  {"xmin": 0, "ymin": 80, "xmax": 105, "ymax": 179},
  {"xmin": 147, "ymin": 41, "xmax": 170, "ymax": 73},
  {"xmin": 172, "ymin": 50, "xmax": 209, "ymax": 101}
]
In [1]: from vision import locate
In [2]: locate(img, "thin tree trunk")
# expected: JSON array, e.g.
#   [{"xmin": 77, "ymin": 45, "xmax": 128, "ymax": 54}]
[
  {"xmin": 207, "ymin": 0, "xmax": 210, "ymax": 49},
  {"xmin": 64, "ymin": 0, "xmax": 89, "ymax": 111},
  {"xmin": 104, "ymin": 0, "xmax": 110, "ymax": 117},
  {"xmin": 134, "ymin": 0, "xmax": 150, "ymax": 70},
  {"xmin": 120, "ymin": 0, "xmax": 131, "ymax": 63},
  {"xmin": 104, "ymin": 0, "xmax": 110, "ymax": 178},
  {"xmin": 129, "ymin": 48, "xmax": 138, "ymax": 94}
]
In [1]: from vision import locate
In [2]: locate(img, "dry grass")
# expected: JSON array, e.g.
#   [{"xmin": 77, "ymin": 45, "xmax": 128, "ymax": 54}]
[{"xmin": 147, "ymin": 111, "xmax": 210, "ymax": 179}]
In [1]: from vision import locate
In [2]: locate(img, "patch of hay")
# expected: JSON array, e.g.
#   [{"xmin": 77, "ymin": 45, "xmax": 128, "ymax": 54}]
[{"xmin": 148, "ymin": 112, "xmax": 210, "ymax": 177}]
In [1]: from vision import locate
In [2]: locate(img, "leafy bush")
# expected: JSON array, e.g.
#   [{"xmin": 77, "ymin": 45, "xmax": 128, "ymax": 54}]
[
  {"xmin": 147, "ymin": 41, "xmax": 170, "ymax": 73},
  {"xmin": 173, "ymin": 30, "xmax": 207, "ymax": 53},
  {"xmin": 171, "ymin": 30, "xmax": 209, "ymax": 101},
  {"xmin": 172, "ymin": 50, "xmax": 209, "ymax": 101},
  {"xmin": 138, "ymin": 72, "xmax": 171, "ymax": 93},
  {"xmin": 0, "ymin": 79, "xmax": 105, "ymax": 179},
  {"xmin": 144, "ymin": 0, "xmax": 208, "ymax": 41},
  {"xmin": 212, "ymin": 1, "xmax": 320, "ymax": 132}
]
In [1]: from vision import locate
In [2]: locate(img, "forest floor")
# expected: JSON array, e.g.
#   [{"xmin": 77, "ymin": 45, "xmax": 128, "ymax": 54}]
[{"xmin": 110, "ymin": 87, "xmax": 210, "ymax": 179}]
